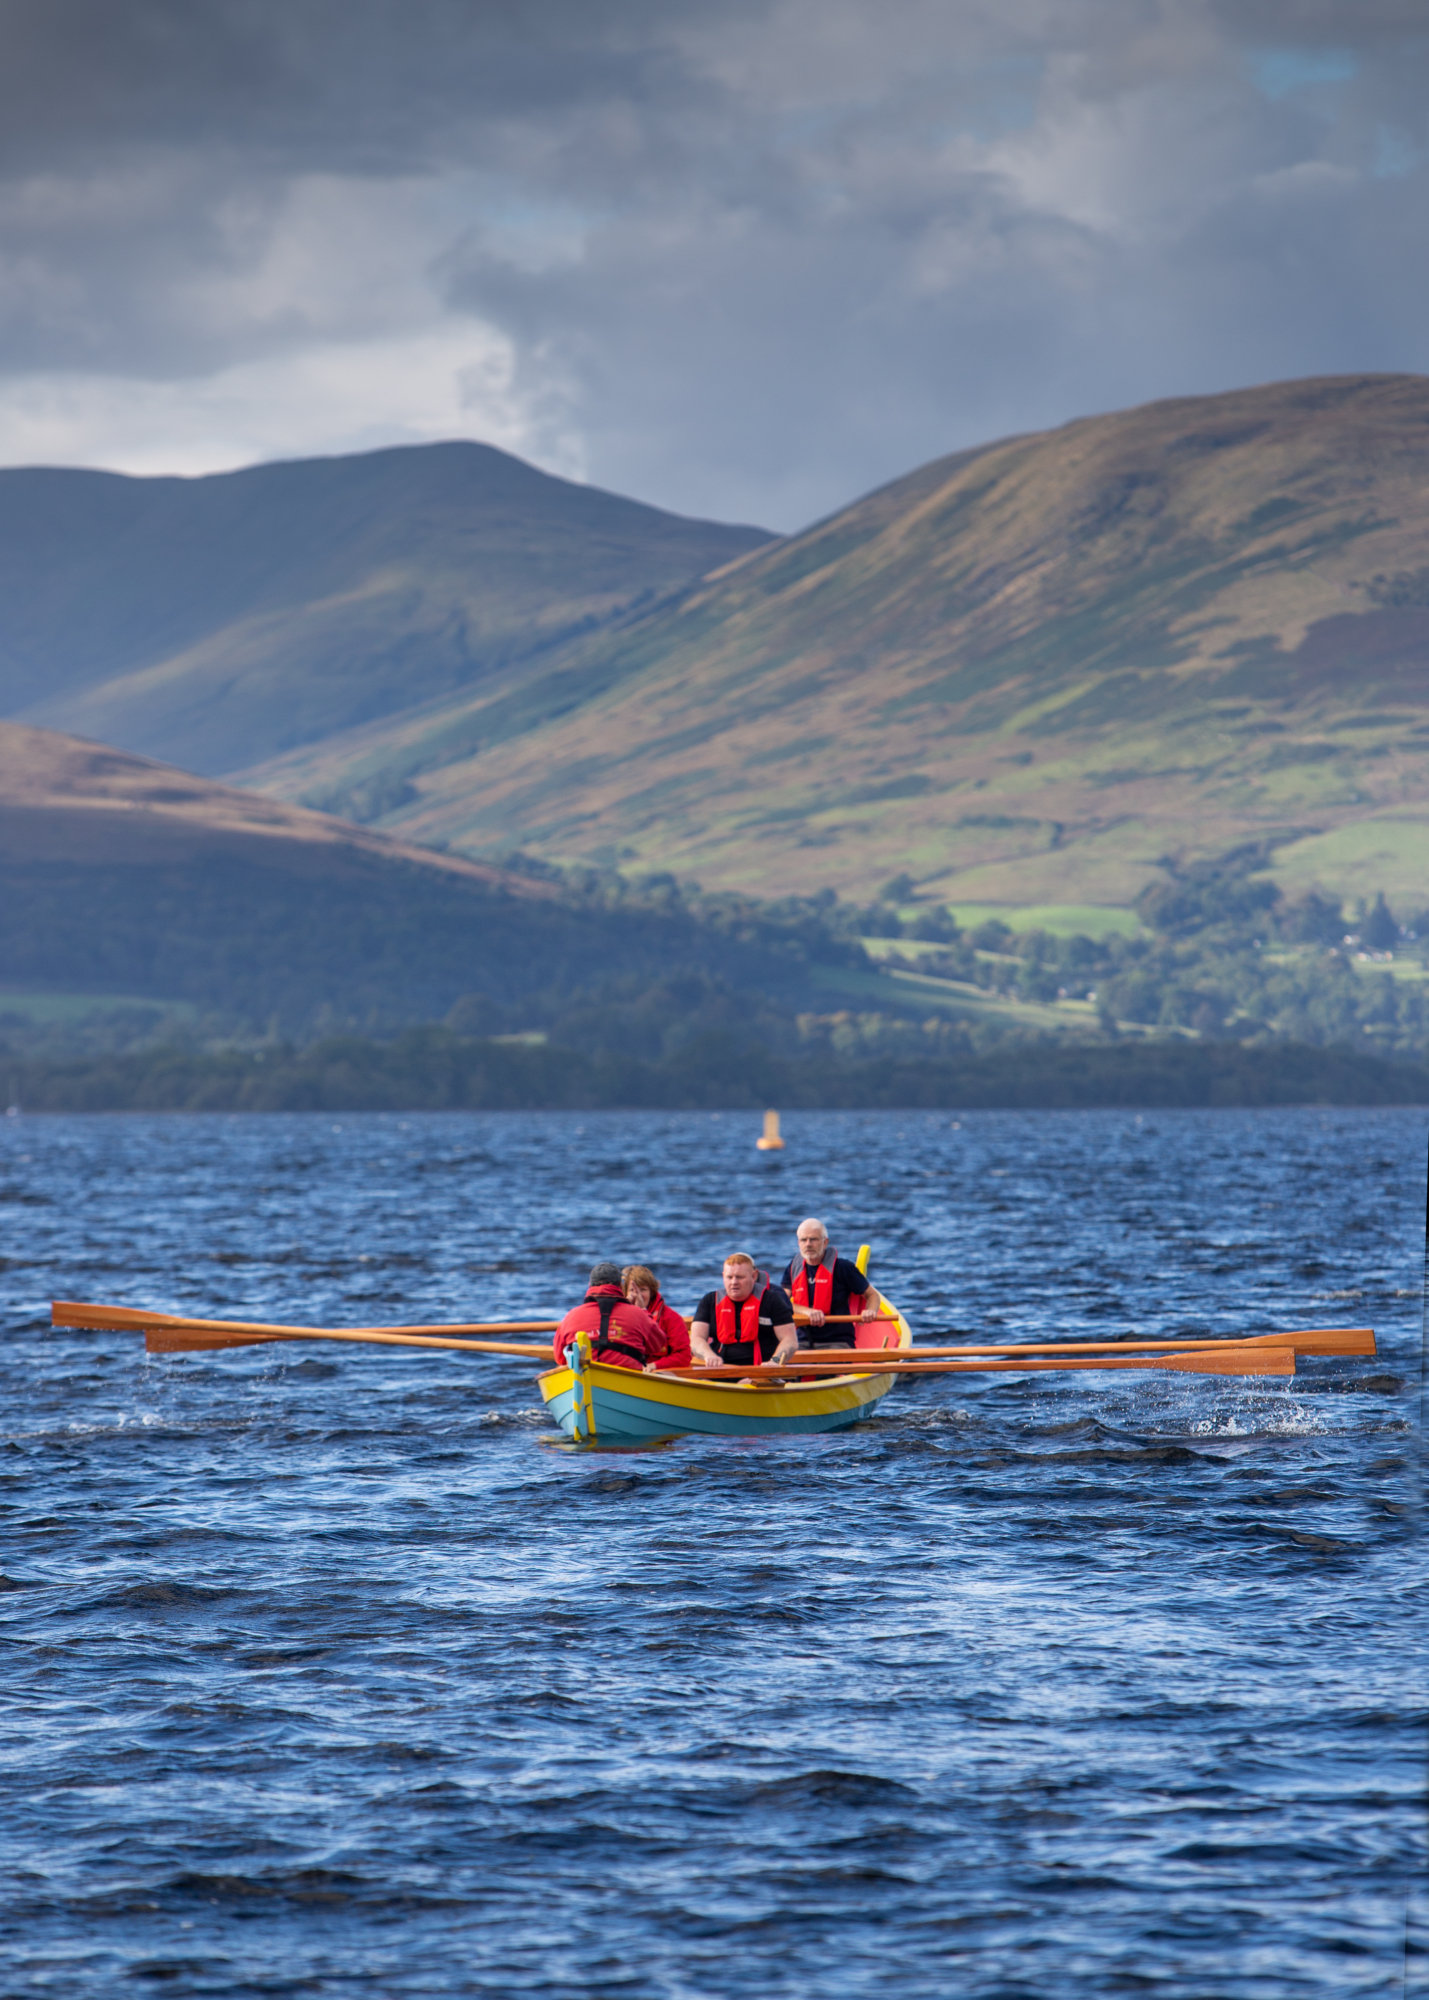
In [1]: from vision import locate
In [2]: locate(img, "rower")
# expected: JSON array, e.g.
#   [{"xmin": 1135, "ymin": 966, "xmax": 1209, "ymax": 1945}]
[
  {"xmin": 622, "ymin": 1264, "xmax": 693, "ymax": 1370},
  {"xmin": 688, "ymin": 1254, "xmax": 798, "ymax": 1369},
  {"xmin": 554, "ymin": 1261, "xmax": 667, "ymax": 1372},
  {"xmin": 780, "ymin": 1219, "xmax": 883, "ymax": 1349}
]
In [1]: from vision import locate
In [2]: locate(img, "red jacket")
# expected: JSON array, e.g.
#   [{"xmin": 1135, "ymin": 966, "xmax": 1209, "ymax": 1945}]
[
  {"xmin": 554, "ymin": 1286, "xmax": 666, "ymax": 1371},
  {"xmin": 646, "ymin": 1295, "xmax": 692, "ymax": 1370}
]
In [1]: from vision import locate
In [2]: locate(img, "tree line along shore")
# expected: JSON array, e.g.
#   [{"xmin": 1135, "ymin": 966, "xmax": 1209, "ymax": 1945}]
[{"xmin": 5, "ymin": 1028, "xmax": 1424, "ymax": 1114}]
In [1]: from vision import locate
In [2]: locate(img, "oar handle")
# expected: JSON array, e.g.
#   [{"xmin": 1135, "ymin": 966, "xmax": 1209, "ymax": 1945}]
[{"xmin": 792, "ymin": 1312, "xmax": 899, "ymax": 1324}]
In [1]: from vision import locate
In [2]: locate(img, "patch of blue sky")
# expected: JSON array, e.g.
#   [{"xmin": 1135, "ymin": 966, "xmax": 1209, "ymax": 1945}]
[
  {"xmin": 1248, "ymin": 47, "xmax": 1357, "ymax": 101},
  {"xmin": 949, "ymin": 55, "xmax": 1043, "ymax": 144},
  {"xmin": 772, "ymin": 55, "xmax": 1042, "ymax": 155},
  {"xmin": 429, "ymin": 175, "xmax": 592, "ymax": 268},
  {"xmin": 1373, "ymin": 126, "xmax": 1417, "ymax": 179}
]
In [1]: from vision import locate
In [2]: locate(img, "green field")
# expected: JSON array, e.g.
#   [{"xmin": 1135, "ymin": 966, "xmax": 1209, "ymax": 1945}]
[
  {"xmin": 0, "ymin": 990, "xmax": 197, "ymax": 1024},
  {"xmin": 943, "ymin": 903, "xmax": 1144, "ymax": 938},
  {"xmin": 1268, "ymin": 819, "xmax": 1429, "ymax": 907}
]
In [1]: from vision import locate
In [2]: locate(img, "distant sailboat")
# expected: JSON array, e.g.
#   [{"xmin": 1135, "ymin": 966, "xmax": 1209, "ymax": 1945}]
[{"xmin": 756, "ymin": 1109, "xmax": 785, "ymax": 1151}]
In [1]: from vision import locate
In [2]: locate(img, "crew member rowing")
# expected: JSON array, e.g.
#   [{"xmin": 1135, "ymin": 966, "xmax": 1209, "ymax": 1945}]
[
  {"xmin": 779, "ymin": 1217, "xmax": 884, "ymax": 1348},
  {"xmin": 688, "ymin": 1253, "xmax": 798, "ymax": 1369}
]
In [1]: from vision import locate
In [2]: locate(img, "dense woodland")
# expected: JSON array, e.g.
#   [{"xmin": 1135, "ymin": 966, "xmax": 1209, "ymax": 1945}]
[{"xmin": 2, "ymin": 845, "xmax": 1425, "ymax": 1109}]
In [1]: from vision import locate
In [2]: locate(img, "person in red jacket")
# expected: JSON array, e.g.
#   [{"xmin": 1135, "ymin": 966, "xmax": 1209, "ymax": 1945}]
[
  {"xmin": 554, "ymin": 1262, "xmax": 667, "ymax": 1372},
  {"xmin": 622, "ymin": 1264, "xmax": 693, "ymax": 1370}
]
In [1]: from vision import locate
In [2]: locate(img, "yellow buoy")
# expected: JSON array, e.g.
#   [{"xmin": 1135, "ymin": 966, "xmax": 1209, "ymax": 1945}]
[{"xmin": 755, "ymin": 1109, "xmax": 786, "ymax": 1151}]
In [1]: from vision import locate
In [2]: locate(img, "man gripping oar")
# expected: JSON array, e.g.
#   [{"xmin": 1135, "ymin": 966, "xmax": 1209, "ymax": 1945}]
[
  {"xmin": 689, "ymin": 1254, "xmax": 799, "ymax": 1370},
  {"xmin": 780, "ymin": 1218, "xmax": 883, "ymax": 1350}
]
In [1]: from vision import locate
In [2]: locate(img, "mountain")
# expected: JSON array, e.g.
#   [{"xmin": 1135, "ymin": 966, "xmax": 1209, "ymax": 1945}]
[
  {"xmin": 240, "ymin": 376, "xmax": 1429, "ymax": 915},
  {"xmin": 0, "ymin": 443, "xmax": 770, "ymax": 782},
  {"xmin": 4, "ymin": 722, "xmax": 1422, "ymax": 1107},
  {"xmin": 0, "ymin": 721, "xmax": 850, "ymax": 1038}
]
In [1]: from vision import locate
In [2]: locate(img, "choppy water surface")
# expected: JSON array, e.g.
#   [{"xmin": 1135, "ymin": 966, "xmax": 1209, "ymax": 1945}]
[{"xmin": 0, "ymin": 1107, "xmax": 1424, "ymax": 1998}]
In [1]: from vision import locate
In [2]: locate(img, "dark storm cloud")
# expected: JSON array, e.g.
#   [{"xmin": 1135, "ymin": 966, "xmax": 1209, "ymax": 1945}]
[{"xmin": 1, "ymin": 0, "xmax": 1426, "ymax": 523}]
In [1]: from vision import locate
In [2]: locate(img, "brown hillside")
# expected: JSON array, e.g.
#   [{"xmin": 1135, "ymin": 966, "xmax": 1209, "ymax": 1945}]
[
  {"xmin": 0, "ymin": 720, "xmax": 549, "ymax": 892},
  {"xmin": 243, "ymin": 375, "xmax": 1429, "ymax": 912}
]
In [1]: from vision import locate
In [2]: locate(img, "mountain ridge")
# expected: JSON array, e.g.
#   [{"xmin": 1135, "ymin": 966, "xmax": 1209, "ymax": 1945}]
[
  {"xmin": 239, "ymin": 374, "xmax": 1429, "ymax": 911},
  {"xmin": 0, "ymin": 442, "xmax": 771, "ymax": 775}
]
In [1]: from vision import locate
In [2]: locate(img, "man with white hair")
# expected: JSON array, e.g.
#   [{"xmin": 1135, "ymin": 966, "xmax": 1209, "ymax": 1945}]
[{"xmin": 779, "ymin": 1219, "xmax": 883, "ymax": 1350}]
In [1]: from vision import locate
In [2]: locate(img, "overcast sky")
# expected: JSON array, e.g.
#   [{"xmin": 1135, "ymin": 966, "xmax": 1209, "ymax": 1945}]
[{"xmin": 2, "ymin": 0, "xmax": 1426, "ymax": 527}]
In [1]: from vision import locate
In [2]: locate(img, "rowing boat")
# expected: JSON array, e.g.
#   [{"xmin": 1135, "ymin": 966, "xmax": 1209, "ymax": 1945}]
[
  {"xmin": 52, "ymin": 1286, "xmax": 1369, "ymax": 1451},
  {"xmin": 539, "ymin": 1249, "xmax": 911, "ymax": 1445}
]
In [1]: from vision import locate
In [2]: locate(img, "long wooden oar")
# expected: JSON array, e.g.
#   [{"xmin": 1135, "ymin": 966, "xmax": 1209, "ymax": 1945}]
[
  {"xmin": 792, "ymin": 1328, "xmax": 1373, "ymax": 1359},
  {"xmin": 109, "ymin": 1328, "xmax": 1292, "ymax": 1374},
  {"xmin": 142, "ymin": 1324, "xmax": 554, "ymax": 1358},
  {"xmin": 53, "ymin": 1301, "xmax": 559, "ymax": 1338},
  {"xmin": 665, "ymin": 1345, "xmax": 1295, "ymax": 1379},
  {"xmin": 52, "ymin": 1301, "xmax": 1362, "ymax": 1368},
  {"xmin": 54, "ymin": 1302, "xmax": 554, "ymax": 1358}
]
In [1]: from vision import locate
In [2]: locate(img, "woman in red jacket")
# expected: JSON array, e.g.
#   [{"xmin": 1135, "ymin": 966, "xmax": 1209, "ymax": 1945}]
[{"xmin": 622, "ymin": 1265, "xmax": 693, "ymax": 1370}]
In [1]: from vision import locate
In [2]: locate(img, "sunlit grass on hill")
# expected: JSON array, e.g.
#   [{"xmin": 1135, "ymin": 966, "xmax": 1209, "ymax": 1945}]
[
  {"xmin": 942, "ymin": 904, "xmax": 1144, "ymax": 939},
  {"xmin": 231, "ymin": 375, "xmax": 1429, "ymax": 920}
]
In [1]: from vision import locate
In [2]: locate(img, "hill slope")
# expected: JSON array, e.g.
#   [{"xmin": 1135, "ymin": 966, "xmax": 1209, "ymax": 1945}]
[
  {"xmin": 0, "ymin": 722, "xmax": 847, "ymax": 1038},
  {"xmin": 243, "ymin": 376, "xmax": 1429, "ymax": 911},
  {"xmin": 0, "ymin": 444, "xmax": 769, "ymax": 780}
]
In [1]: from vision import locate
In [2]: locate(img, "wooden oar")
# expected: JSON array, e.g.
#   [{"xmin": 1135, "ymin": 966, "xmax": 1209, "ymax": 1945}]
[
  {"xmin": 664, "ymin": 1345, "xmax": 1294, "ymax": 1379},
  {"xmin": 793, "ymin": 1312, "xmax": 900, "ymax": 1324},
  {"xmin": 139, "ymin": 1323, "xmax": 554, "ymax": 1358},
  {"xmin": 791, "ymin": 1328, "xmax": 1373, "ymax": 1359},
  {"xmin": 53, "ymin": 1301, "xmax": 560, "ymax": 1337},
  {"xmin": 53, "ymin": 1302, "xmax": 554, "ymax": 1358}
]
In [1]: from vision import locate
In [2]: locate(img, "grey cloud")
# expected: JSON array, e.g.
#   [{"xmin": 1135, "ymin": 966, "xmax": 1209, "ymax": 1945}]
[{"xmin": 0, "ymin": 0, "xmax": 1426, "ymax": 524}]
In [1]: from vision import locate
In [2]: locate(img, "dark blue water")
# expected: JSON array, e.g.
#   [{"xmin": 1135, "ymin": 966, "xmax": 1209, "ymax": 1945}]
[{"xmin": 1, "ymin": 1108, "xmax": 1423, "ymax": 1998}]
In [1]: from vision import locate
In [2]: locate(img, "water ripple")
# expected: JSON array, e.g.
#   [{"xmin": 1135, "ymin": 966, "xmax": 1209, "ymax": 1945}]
[{"xmin": 0, "ymin": 1106, "xmax": 1423, "ymax": 1997}]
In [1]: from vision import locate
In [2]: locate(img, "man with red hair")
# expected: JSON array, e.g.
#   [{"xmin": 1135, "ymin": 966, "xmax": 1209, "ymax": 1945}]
[{"xmin": 688, "ymin": 1253, "xmax": 798, "ymax": 1369}]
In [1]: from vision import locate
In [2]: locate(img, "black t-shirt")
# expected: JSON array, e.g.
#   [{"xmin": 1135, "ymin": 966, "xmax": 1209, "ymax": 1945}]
[
  {"xmin": 694, "ymin": 1284, "xmax": 795, "ymax": 1362},
  {"xmin": 781, "ymin": 1256, "xmax": 870, "ymax": 1345}
]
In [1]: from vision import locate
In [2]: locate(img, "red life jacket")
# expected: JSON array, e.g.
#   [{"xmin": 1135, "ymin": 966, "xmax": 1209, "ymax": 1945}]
[
  {"xmin": 715, "ymin": 1283, "xmax": 768, "ymax": 1358},
  {"xmin": 648, "ymin": 1295, "xmax": 692, "ymax": 1369},
  {"xmin": 595, "ymin": 1295, "xmax": 652, "ymax": 1367},
  {"xmin": 558, "ymin": 1288, "xmax": 654, "ymax": 1371},
  {"xmin": 789, "ymin": 1245, "xmax": 838, "ymax": 1317}
]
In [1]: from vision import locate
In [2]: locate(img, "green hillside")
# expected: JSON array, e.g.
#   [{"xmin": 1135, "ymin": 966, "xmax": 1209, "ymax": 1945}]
[
  {"xmin": 3, "ymin": 723, "xmax": 1422, "ymax": 1104},
  {"xmin": 242, "ymin": 375, "xmax": 1429, "ymax": 916},
  {"xmin": 0, "ymin": 443, "xmax": 769, "ymax": 779},
  {"xmin": 0, "ymin": 722, "xmax": 860, "ymax": 1047}
]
